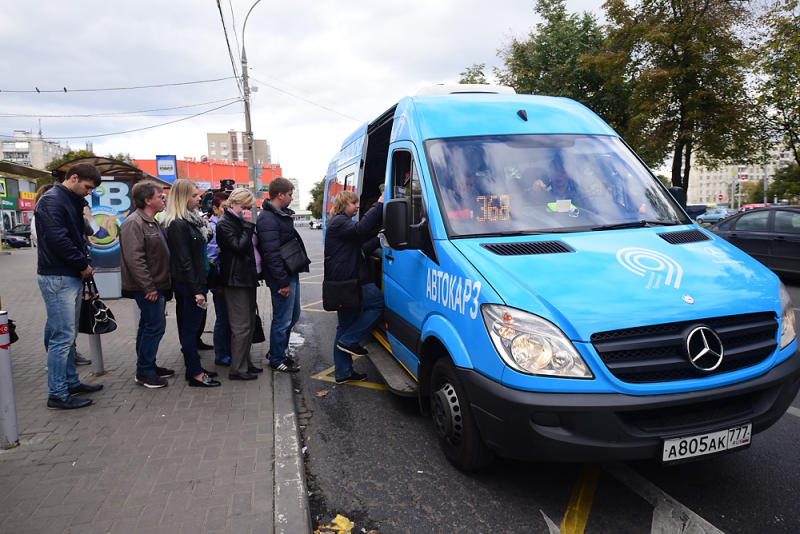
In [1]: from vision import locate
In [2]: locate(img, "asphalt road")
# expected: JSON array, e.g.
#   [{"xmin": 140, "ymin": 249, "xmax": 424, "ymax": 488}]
[{"xmin": 290, "ymin": 227, "xmax": 800, "ymax": 534}]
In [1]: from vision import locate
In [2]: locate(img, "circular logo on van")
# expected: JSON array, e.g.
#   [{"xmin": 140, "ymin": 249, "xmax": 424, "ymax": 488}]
[
  {"xmin": 682, "ymin": 295, "xmax": 694, "ymax": 304},
  {"xmin": 686, "ymin": 326, "xmax": 724, "ymax": 372}
]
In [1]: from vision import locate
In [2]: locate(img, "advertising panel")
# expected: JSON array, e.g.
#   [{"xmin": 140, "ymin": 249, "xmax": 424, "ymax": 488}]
[{"xmin": 86, "ymin": 177, "xmax": 131, "ymax": 269}]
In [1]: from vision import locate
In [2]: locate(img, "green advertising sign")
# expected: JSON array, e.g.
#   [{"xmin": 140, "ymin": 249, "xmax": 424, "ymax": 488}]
[{"xmin": 0, "ymin": 197, "xmax": 16, "ymax": 210}]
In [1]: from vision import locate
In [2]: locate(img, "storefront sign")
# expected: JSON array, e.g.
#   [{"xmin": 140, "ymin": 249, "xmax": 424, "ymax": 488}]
[
  {"xmin": 156, "ymin": 155, "xmax": 178, "ymax": 184},
  {"xmin": 0, "ymin": 197, "xmax": 16, "ymax": 210},
  {"xmin": 17, "ymin": 198, "xmax": 33, "ymax": 210}
]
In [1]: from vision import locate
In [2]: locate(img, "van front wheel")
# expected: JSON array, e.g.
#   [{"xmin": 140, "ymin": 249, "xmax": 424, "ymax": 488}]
[{"xmin": 430, "ymin": 358, "xmax": 493, "ymax": 471}]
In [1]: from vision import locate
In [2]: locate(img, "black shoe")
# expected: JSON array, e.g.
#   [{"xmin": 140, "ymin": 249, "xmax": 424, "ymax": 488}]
[
  {"xmin": 248, "ymin": 365, "xmax": 263, "ymax": 374},
  {"xmin": 284, "ymin": 356, "xmax": 295, "ymax": 367},
  {"xmin": 215, "ymin": 356, "xmax": 232, "ymax": 366},
  {"xmin": 197, "ymin": 341, "xmax": 214, "ymax": 351},
  {"xmin": 229, "ymin": 372, "xmax": 258, "ymax": 380},
  {"xmin": 68, "ymin": 383, "xmax": 104, "ymax": 395},
  {"xmin": 155, "ymin": 366, "xmax": 175, "ymax": 377},
  {"xmin": 47, "ymin": 396, "xmax": 93, "ymax": 410},
  {"xmin": 185, "ymin": 368, "xmax": 218, "ymax": 381},
  {"xmin": 135, "ymin": 374, "xmax": 168, "ymax": 389},
  {"xmin": 187, "ymin": 374, "xmax": 221, "ymax": 387},
  {"xmin": 336, "ymin": 342, "xmax": 368, "ymax": 356},
  {"xmin": 270, "ymin": 361, "xmax": 300, "ymax": 373},
  {"xmin": 335, "ymin": 372, "xmax": 368, "ymax": 384},
  {"xmin": 74, "ymin": 353, "xmax": 92, "ymax": 366}
]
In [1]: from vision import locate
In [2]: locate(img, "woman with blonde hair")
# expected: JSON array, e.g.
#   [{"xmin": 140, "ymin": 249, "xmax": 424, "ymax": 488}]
[
  {"xmin": 163, "ymin": 179, "xmax": 220, "ymax": 387},
  {"xmin": 216, "ymin": 187, "xmax": 261, "ymax": 380}
]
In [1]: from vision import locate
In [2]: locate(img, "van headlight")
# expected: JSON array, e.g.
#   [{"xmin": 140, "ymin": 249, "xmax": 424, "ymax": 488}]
[
  {"xmin": 779, "ymin": 281, "xmax": 797, "ymax": 350},
  {"xmin": 481, "ymin": 304, "xmax": 593, "ymax": 378}
]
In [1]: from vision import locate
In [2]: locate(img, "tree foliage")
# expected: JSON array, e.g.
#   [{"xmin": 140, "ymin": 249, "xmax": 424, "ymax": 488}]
[
  {"xmin": 757, "ymin": 0, "xmax": 800, "ymax": 168},
  {"xmin": 46, "ymin": 149, "xmax": 96, "ymax": 171},
  {"xmin": 496, "ymin": 0, "xmax": 632, "ymax": 130},
  {"xmin": 766, "ymin": 164, "xmax": 800, "ymax": 203},
  {"xmin": 599, "ymin": 0, "xmax": 767, "ymax": 191},
  {"xmin": 307, "ymin": 178, "xmax": 325, "ymax": 219},
  {"xmin": 459, "ymin": 63, "xmax": 488, "ymax": 84}
]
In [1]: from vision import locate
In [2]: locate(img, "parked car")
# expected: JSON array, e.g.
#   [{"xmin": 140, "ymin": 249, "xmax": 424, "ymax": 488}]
[
  {"xmin": 709, "ymin": 207, "xmax": 800, "ymax": 276},
  {"xmin": 696, "ymin": 207, "xmax": 735, "ymax": 224},
  {"xmin": 1, "ymin": 223, "xmax": 31, "ymax": 248}
]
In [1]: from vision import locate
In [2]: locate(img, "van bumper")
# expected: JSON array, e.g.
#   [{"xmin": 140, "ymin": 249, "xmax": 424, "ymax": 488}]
[{"xmin": 459, "ymin": 352, "xmax": 800, "ymax": 462}]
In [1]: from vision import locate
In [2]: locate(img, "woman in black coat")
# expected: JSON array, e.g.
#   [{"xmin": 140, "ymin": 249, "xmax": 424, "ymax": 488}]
[
  {"xmin": 324, "ymin": 190, "xmax": 384, "ymax": 383},
  {"xmin": 215, "ymin": 188, "xmax": 261, "ymax": 380},
  {"xmin": 163, "ymin": 179, "xmax": 221, "ymax": 387}
]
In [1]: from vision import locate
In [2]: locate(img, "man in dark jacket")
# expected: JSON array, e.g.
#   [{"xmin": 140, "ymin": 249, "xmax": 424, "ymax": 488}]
[
  {"xmin": 324, "ymin": 190, "xmax": 384, "ymax": 383},
  {"xmin": 36, "ymin": 163, "xmax": 104, "ymax": 409},
  {"xmin": 120, "ymin": 181, "xmax": 173, "ymax": 389},
  {"xmin": 256, "ymin": 177, "xmax": 307, "ymax": 373}
]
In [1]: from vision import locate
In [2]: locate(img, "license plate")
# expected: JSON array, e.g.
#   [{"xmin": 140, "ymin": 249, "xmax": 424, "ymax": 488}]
[{"xmin": 662, "ymin": 423, "xmax": 751, "ymax": 462}]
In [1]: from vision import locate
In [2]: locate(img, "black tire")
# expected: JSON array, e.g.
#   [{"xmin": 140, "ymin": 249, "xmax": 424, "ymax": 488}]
[
  {"xmin": 696, "ymin": 218, "xmax": 704, "ymax": 224},
  {"xmin": 429, "ymin": 358, "xmax": 493, "ymax": 471}
]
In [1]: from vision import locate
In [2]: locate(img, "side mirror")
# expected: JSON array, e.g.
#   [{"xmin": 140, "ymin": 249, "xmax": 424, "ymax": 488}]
[
  {"xmin": 668, "ymin": 186, "xmax": 686, "ymax": 208},
  {"xmin": 384, "ymin": 198, "xmax": 410, "ymax": 249}
]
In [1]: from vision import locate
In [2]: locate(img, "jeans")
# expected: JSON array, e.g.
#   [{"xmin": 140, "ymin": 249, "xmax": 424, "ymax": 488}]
[
  {"xmin": 133, "ymin": 291, "xmax": 167, "ymax": 377},
  {"xmin": 212, "ymin": 289, "xmax": 232, "ymax": 362},
  {"xmin": 334, "ymin": 283, "xmax": 384, "ymax": 380},
  {"xmin": 267, "ymin": 274, "xmax": 301, "ymax": 366},
  {"xmin": 38, "ymin": 275, "xmax": 82, "ymax": 399},
  {"xmin": 175, "ymin": 282, "xmax": 206, "ymax": 377}
]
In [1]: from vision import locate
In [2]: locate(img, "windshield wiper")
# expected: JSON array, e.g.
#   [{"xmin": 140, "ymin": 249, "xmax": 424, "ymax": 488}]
[
  {"xmin": 591, "ymin": 220, "xmax": 681, "ymax": 231},
  {"xmin": 454, "ymin": 230, "xmax": 557, "ymax": 239}
]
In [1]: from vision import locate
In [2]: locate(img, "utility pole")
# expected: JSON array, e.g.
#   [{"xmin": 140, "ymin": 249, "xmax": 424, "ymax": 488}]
[{"xmin": 241, "ymin": 0, "xmax": 262, "ymax": 196}]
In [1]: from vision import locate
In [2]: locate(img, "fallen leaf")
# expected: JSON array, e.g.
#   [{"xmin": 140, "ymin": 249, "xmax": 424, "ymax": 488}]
[{"xmin": 315, "ymin": 390, "xmax": 329, "ymax": 397}]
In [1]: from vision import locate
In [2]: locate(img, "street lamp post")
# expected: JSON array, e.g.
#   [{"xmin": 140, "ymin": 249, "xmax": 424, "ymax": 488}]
[{"xmin": 241, "ymin": 0, "xmax": 261, "ymax": 195}]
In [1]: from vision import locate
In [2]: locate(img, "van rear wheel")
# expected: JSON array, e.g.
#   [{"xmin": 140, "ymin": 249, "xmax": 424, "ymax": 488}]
[{"xmin": 430, "ymin": 358, "xmax": 493, "ymax": 471}]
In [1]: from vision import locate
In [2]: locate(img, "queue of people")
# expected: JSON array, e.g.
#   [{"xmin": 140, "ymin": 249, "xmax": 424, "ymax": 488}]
[{"xmin": 35, "ymin": 162, "xmax": 383, "ymax": 409}]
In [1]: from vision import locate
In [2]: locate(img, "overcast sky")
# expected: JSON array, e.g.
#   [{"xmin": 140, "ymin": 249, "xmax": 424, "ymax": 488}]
[{"xmin": 2, "ymin": 0, "xmax": 600, "ymax": 206}]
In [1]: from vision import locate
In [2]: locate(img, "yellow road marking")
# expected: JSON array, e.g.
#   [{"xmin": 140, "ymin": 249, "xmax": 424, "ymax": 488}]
[
  {"xmin": 310, "ymin": 355, "xmax": 389, "ymax": 391},
  {"xmin": 301, "ymin": 299, "xmax": 330, "ymax": 313},
  {"xmin": 560, "ymin": 463, "xmax": 600, "ymax": 534}
]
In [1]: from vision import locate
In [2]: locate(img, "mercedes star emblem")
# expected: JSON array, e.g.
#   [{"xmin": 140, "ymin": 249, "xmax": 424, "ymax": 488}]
[{"xmin": 686, "ymin": 326, "xmax": 724, "ymax": 371}]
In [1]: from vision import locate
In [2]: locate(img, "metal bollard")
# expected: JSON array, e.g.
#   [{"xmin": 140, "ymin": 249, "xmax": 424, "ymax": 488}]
[
  {"xmin": 0, "ymin": 311, "xmax": 19, "ymax": 449},
  {"xmin": 88, "ymin": 334, "xmax": 105, "ymax": 376}
]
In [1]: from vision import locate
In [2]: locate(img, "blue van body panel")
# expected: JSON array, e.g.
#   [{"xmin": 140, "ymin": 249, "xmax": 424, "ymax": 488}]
[
  {"xmin": 322, "ymin": 91, "xmax": 800, "ymax": 463},
  {"xmin": 410, "ymin": 94, "xmax": 617, "ymax": 140}
]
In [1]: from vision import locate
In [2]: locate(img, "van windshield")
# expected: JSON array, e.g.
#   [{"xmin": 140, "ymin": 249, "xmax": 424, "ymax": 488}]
[{"xmin": 425, "ymin": 134, "xmax": 690, "ymax": 237}]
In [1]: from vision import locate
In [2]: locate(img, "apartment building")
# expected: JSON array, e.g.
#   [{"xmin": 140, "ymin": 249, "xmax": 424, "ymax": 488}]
[
  {"xmin": 1, "ymin": 130, "xmax": 69, "ymax": 169},
  {"xmin": 206, "ymin": 131, "xmax": 270, "ymax": 164}
]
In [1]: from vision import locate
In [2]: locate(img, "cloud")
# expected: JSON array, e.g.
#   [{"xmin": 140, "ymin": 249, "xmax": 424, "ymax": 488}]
[{"xmin": 2, "ymin": 0, "xmax": 599, "ymax": 206}]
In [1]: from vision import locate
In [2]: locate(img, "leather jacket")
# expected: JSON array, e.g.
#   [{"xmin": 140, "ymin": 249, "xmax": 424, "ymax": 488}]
[
  {"xmin": 34, "ymin": 183, "xmax": 90, "ymax": 277},
  {"xmin": 166, "ymin": 218, "xmax": 207, "ymax": 295},
  {"xmin": 120, "ymin": 209, "xmax": 171, "ymax": 294},
  {"xmin": 216, "ymin": 210, "xmax": 259, "ymax": 288}
]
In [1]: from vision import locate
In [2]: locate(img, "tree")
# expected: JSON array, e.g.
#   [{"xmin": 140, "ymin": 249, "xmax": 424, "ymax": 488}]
[
  {"xmin": 767, "ymin": 164, "xmax": 800, "ymax": 203},
  {"xmin": 459, "ymin": 63, "xmax": 488, "ymax": 84},
  {"xmin": 46, "ymin": 149, "xmax": 96, "ymax": 171},
  {"xmin": 599, "ymin": 0, "xmax": 767, "ymax": 192},
  {"xmin": 496, "ymin": 0, "xmax": 631, "ymax": 131},
  {"xmin": 757, "ymin": 0, "xmax": 800, "ymax": 168},
  {"xmin": 105, "ymin": 152, "xmax": 136, "ymax": 166},
  {"xmin": 307, "ymin": 179, "xmax": 325, "ymax": 219}
]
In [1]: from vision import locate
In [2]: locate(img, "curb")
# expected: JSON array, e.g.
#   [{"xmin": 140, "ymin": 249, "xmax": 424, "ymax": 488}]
[{"xmin": 273, "ymin": 371, "xmax": 312, "ymax": 533}]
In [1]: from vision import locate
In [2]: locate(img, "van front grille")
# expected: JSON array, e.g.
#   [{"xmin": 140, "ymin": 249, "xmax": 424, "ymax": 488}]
[{"xmin": 590, "ymin": 312, "xmax": 777, "ymax": 383}]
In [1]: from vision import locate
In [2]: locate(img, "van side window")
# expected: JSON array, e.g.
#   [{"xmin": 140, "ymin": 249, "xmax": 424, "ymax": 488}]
[{"xmin": 391, "ymin": 150, "xmax": 425, "ymax": 225}]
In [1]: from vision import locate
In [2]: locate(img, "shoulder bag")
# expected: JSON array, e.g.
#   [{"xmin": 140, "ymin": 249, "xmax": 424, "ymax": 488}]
[
  {"xmin": 279, "ymin": 236, "xmax": 311, "ymax": 275},
  {"xmin": 78, "ymin": 277, "xmax": 118, "ymax": 335}
]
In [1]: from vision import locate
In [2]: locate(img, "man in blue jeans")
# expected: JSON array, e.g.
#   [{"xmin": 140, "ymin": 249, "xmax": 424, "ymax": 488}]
[
  {"xmin": 120, "ymin": 181, "xmax": 174, "ymax": 389},
  {"xmin": 36, "ymin": 163, "xmax": 104, "ymax": 409},
  {"xmin": 257, "ymin": 177, "xmax": 308, "ymax": 373}
]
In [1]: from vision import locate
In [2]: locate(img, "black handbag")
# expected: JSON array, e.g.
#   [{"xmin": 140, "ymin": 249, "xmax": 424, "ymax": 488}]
[
  {"xmin": 78, "ymin": 278, "xmax": 118, "ymax": 335},
  {"xmin": 322, "ymin": 279, "xmax": 361, "ymax": 311},
  {"xmin": 279, "ymin": 237, "xmax": 310, "ymax": 275},
  {"xmin": 252, "ymin": 306, "xmax": 266, "ymax": 343}
]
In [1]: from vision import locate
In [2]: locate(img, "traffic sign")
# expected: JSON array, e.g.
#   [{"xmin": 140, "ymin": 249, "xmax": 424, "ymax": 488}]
[{"xmin": 718, "ymin": 194, "xmax": 723, "ymax": 201}]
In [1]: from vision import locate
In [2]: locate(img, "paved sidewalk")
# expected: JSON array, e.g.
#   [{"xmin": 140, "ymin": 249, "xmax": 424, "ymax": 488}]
[{"xmin": 0, "ymin": 248, "xmax": 310, "ymax": 533}]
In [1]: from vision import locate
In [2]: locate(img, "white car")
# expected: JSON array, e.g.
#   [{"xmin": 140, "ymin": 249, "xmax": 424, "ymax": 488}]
[{"xmin": 309, "ymin": 219, "xmax": 322, "ymax": 229}]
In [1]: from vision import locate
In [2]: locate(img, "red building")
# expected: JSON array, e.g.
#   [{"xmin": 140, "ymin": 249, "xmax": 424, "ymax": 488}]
[{"xmin": 134, "ymin": 158, "xmax": 282, "ymax": 198}]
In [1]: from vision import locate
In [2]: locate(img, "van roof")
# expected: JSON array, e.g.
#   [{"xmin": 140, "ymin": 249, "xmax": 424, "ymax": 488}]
[{"xmin": 398, "ymin": 93, "xmax": 617, "ymax": 141}]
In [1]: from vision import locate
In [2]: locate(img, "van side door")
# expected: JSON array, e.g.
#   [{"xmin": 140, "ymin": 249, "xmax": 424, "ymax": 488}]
[{"xmin": 382, "ymin": 145, "xmax": 430, "ymax": 376}]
